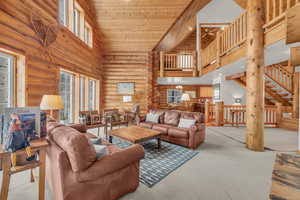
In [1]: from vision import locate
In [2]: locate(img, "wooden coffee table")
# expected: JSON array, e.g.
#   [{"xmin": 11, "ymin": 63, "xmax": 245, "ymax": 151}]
[{"xmin": 109, "ymin": 126, "xmax": 162, "ymax": 149}]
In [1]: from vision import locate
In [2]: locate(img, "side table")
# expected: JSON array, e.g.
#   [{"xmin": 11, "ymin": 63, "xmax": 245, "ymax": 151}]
[{"xmin": 0, "ymin": 139, "xmax": 49, "ymax": 200}]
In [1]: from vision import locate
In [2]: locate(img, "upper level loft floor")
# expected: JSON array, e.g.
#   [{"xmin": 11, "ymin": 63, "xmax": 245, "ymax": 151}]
[{"xmin": 157, "ymin": 0, "xmax": 300, "ymax": 79}]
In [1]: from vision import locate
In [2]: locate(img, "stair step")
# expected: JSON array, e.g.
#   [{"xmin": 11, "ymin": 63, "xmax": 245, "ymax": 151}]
[
  {"xmin": 279, "ymin": 93, "xmax": 289, "ymax": 97},
  {"xmin": 265, "ymin": 85, "xmax": 275, "ymax": 88}
]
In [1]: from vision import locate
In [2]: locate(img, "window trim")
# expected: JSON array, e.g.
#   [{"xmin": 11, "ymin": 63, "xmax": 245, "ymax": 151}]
[{"xmin": 167, "ymin": 89, "xmax": 182, "ymax": 104}]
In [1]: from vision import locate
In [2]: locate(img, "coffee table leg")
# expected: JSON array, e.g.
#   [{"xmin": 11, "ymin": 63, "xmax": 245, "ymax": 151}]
[
  {"xmin": 157, "ymin": 138, "xmax": 161, "ymax": 149},
  {"xmin": 109, "ymin": 136, "xmax": 113, "ymax": 143}
]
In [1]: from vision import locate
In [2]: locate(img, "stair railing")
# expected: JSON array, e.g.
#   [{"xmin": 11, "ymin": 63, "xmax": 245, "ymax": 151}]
[{"xmin": 265, "ymin": 64, "xmax": 294, "ymax": 93}]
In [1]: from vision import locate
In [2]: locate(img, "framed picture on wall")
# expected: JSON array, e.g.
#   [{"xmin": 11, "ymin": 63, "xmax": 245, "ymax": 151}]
[
  {"xmin": 117, "ymin": 82, "xmax": 135, "ymax": 94},
  {"xmin": 185, "ymin": 91, "xmax": 196, "ymax": 98},
  {"xmin": 213, "ymin": 84, "xmax": 221, "ymax": 100}
]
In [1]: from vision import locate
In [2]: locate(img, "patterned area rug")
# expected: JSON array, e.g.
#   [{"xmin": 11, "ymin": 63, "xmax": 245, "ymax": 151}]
[{"xmin": 112, "ymin": 138, "xmax": 199, "ymax": 188}]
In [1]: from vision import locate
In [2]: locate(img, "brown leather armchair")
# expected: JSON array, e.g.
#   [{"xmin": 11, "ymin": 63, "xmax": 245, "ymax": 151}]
[{"xmin": 46, "ymin": 122, "xmax": 145, "ymax": 200}]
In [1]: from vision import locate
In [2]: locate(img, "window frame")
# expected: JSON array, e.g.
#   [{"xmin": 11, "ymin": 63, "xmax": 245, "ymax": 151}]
[
  {"xmin": 79, "ymin": 76, "xmax": 86, "ymax": 111},
  {"xmin": 88, "ymin": 78, "xmax": 97, "ymax": 111},
  {"xmin": 58, "ymin": 0, "xmax": 68, "ymax": 26},
  {"xmin": 167, "ymin": 89, "xmax": 182, "ymax": 104},
  {"xmin": 59, "ymin": 70, "xmax": 76, "ymax": 123},
  {"xmin": 84, "ymin": 22, "xmax": 93, "ymax": 47},
  {"xmin": 0, "ymin": 51, "xmax": 17, "ymax": 108}
]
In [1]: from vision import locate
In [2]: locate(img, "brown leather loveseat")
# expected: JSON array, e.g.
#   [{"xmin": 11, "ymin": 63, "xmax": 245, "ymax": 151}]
[
  {"xmin": 46, "ymin": 122, "xmax": 145, "ymax": 200},
  {"xmin": 137, "ymin": 110, "xmax": 205, "ymax": 149}
]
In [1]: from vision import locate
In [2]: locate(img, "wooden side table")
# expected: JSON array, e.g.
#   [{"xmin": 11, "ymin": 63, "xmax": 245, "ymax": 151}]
[{"xmin": 0, "ymin": 139, "xmax": 49, "ymax": 200}]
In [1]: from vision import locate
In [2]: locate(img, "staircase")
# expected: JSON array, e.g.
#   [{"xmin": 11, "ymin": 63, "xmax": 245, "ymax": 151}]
[{"xmin": 227, "ymin": 62, "xmax": 294, "ymax": 106}]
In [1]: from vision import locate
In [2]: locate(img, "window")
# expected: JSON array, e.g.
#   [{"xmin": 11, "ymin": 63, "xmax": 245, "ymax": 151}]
[
  {"xmin": 84, "ymin": 22, "xmax": 93, "ymax": 47},
  {"xmin": 167, "ymin": 89, "xmax": 182, "ymax": 104},
  {"xmin": 59, "ymin": 71, "xmax": 75, "ymax": 123},
  {"xmin": 0, "ymin": 52, "xmax": 15, "ymax": 109},
  {"xmin": 79, "ymin": 76, "xmax": 85, "ymax": 111},
  {"xmin": 58, "ymin": 0, "xmax": 68, "ymax": 26},
  {"xmin": 88, "ymin": 79, "xmax": 96, "ymax": 110},
  {"xmin": 73, "ymin": 7, "xmax": 81, "ymax": 37}
]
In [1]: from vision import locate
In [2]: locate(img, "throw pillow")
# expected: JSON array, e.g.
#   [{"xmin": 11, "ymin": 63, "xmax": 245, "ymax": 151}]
[
  {"xmin": 145, "ymin": 113, "xmax": 159, "ymax": 123},
  {"xmin": 178, "ymin": 118, "xmax": 196, "ymax": 129},
  {"xmin": 93, "ymin": 144, "xmax": 108, "ymax": 159}
]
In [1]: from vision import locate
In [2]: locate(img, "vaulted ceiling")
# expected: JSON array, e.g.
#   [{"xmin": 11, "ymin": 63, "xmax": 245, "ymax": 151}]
[{"xmin": 91, "ymin": 0, "xmax": 193, "ymax": 52}]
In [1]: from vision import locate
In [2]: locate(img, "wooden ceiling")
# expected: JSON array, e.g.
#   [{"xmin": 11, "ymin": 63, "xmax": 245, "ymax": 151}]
[{"xmin": 91, "ymin": 0, "xmax": 193, "ymax": 52}]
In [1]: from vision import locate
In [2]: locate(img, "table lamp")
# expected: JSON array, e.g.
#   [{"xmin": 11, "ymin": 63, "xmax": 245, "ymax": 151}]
[
  {"xmin": 181, "ymin": 93, "xmax": 191, "ymax": 108},
  {"xmin": 40, "ymin": 95, "xmax": 64, "ymax": 118}
]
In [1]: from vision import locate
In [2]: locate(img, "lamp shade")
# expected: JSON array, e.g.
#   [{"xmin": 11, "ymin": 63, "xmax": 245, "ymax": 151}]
[
  {"xmin": 181, "ymin": 93, "xmax": 190, "ymax": 102},
  {"xmin": 40, "ymin": 95, "xmax": 64, "ymax": 110}
]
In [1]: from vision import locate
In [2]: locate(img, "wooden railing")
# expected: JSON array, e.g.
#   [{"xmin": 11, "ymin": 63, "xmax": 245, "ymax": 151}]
[
  {"xmin": 265, "ymin": 64, "xmax": 294, "ymax": 93},
  {"xmin": 163, "ymin": 52, "xmax": 195, "ymax": 71},
  {"xmin": 205, "ymin": 103, "xmax": 215, "ymax": 123},
  {"xmin": 200, "ymin": 1, "xmax": 300, "ymax": 69},
  {"xmin": 205, "ymin": 102, "xmax": 283, "ymax": 126},
  {"xmin": 201, "ymin": 39, "xmax": 217, "ymax": 67},
  {"xmin": 220, "ymin": 12, "xmax": 247, "ymax": 56},
  {"xmin": 265, "ymin": 0, "xmax": 300, "ymax": 27}
]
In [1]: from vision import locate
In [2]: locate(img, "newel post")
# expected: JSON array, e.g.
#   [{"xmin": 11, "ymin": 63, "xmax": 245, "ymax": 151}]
[
  {"xmin": 160, "ymin": 51, "xmax": 165, "ymax": 77},
  {"xmin": 205, "ymin": 101, "xmax": 210, "ymax": 123},
  {"xmin": 215, "ymin": 101, "xmax": 224, "ymax": 126},
  {"xmin": 275, "ymin": 102, "xmax": 283, "ymax": 127},
  {"xmin": 192, "ymin": 51, "xmax": 198, "ymax": 77}
]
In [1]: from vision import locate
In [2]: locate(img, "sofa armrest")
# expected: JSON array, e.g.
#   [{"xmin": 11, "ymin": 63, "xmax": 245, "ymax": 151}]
[
  {"xmin": 136, "ymin": 115, "xmax": 146, "ymax": 125},
  {"xmin": 188, "ymin": 123, "xmax": 206, "ymax": 149},
  {"xmin": 67, "ymin": 123, "xmax": 87, "ymax": 133},
  {"xmin": 76, "ymin": 144, "xmax": 145, "ymax": 182}
]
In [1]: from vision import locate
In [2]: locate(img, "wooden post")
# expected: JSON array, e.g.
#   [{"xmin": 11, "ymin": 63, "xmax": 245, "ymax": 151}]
[
  {"xmin": 215, "ymin": 101, "xmax": 224, "ymax": 126},
  {"xmin": 246, "ymin": 0, "xmax": 265, "ymax": 152},
  {"xmin": 216, "ymin": 32, "xmax": 221, "ymax": 69},
  {"xmin": 293, "ymin": 72, "xmax": 299, "ymax": 118},
  {"xmin": 160, "ymin": 51, "xmax": 164, "ymax": 77},
  {"xmin": 275, "ymin": 102, "xmax": 283, "ymax": 127},
  {"xmin": 205, "ymin": 101, "xmax": 209, "ymax": 123},
  {"xmin": 192, "ymin": 51, "xmax": 198, "ymax": 77}
]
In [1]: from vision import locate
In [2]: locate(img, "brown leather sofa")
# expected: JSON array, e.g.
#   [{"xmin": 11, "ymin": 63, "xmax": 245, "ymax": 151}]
[
  {"xmin": 46, "ymin": 122, "xmax": 145, "ymax": 200},
  {"xmin": 137, "ymin": 110, "xmax": 205, "ymax": 149}
]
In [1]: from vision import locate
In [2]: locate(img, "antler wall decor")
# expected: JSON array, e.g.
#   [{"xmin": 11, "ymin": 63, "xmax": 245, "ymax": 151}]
[{"xmin": 30, "ymin": 13, "xmax": 59, "ymax": 61}]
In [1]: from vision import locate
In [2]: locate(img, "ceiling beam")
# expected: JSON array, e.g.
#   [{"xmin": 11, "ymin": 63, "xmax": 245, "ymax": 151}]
[{"xmin": 153, "ymin": 0, "xmax": 211, "ymax": 52}]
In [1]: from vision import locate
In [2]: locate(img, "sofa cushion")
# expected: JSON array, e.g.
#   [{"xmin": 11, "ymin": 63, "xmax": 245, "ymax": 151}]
[
  {"xmin": 181, "ymin": 112, "xmax": 204, "ymax": 123},
  {"xmin": 168, "ymin": 127, "xmax": 189, "ymax": 139},
  {"xmin": 145, "ymin": 113, "xmax": 160, "ymax": 123},
  {"xmin": 178, "ymin": 118, "xmax": 196, "ymax": 128},
  {"xmin": 164, "ymin": 111, "xmax": 180, "ymax": 126},
  {"xmin": 50, "ymin": 126, "xmax": 97, "ymax": 172},
  {"xmin": 149, "ymin": 109, "xmax": 166, "ymax": 123},
  {"xmin": 152, "ymin": 124, "xmax": 174, "ymax": 134},
  {"xmin": 139, "ymin": 122, "xmax": 156, "ymax": 129}
]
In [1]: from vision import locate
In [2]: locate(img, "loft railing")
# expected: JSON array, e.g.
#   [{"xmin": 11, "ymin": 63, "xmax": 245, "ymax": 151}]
[
  {"xmin": 265, "ymin": 0, "xmax": 300, "ymax": 28},
  {"xmin": 159, "ymin": 51, "xmax": 197, "ymax": 77},
  {"xmin": 162, "ymin": 52, "xmax": 195, "ymax": 71},
  {"xmin": 200, "ymin": 1, "xmax": 299, "ymax": 70},
  {"xmin": 205, "ymin": 102, "xmax": 291, "ymax": 126},
  {"xmin": 220, "ymin": 12, "xmax": 247, "ymax": 56}
]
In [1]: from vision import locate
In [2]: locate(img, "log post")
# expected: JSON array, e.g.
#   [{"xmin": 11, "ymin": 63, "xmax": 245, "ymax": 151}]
[
  {"xmin": 192, "ymin": 51, "xmax": 198, "ymax": 77},
  {"xmin": 216, "ymin": 32, "xmax": 221, "ymax": 69},
  {"xmin": 275, "ymin": 102, "xmax": 283, "ymax": 127},
  {"xmin": 246, "ymin": 0, "xmax": 265, "ymax": 152},
  {"xmin": 215, "ymin": 101, "xmax": 224, "ymax": 126},
  {"xmin": 160, "ymin": 51, "xmax": 165, "ymax": 77},
  {"xmin": 205, "ymin": 101, "xmax": 210, "ymax": 123},
  {"xmin": 293, "ymin": 72, "xmax": 299, "ymax": 118}
]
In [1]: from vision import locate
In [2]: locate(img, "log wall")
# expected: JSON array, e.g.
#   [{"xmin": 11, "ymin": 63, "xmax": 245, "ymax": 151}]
[
  {"xmin": 102, "ymin": 52, "xmax": 153, "ymax": 114},
  {"xmin": 0, "ymin": 0, "xmax": 102, "ymax": 107}
]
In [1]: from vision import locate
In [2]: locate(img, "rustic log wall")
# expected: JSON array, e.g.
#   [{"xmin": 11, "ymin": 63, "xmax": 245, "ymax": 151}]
[
  {"xmin": 102, "ymin": 52, "xmax": 153, "ymax": 114},
  {"xmin": 0, "ymin": 0, "xmax": 102, "ymax": 107}
]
